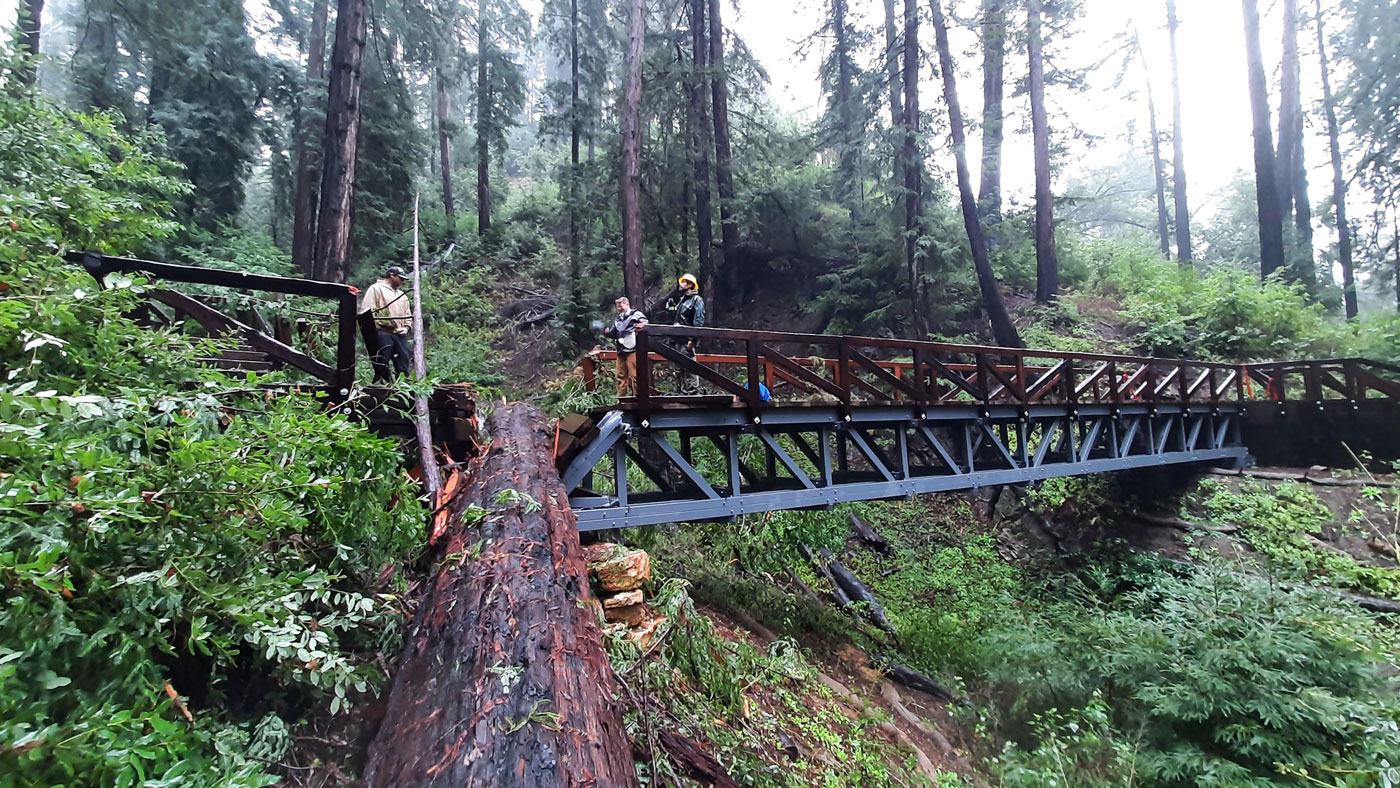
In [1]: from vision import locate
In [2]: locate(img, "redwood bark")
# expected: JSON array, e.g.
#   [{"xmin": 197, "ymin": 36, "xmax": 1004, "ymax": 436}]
[
  {"xmin": 1166, "ymin": 0, "xmax": 1192, "ymax": 262},
  {"xmin": 313, "ymin": 0, "xmax": 368, "ymax": 283},
  {"xmin": 1028, "ymin": 0, "xmax": 1057, "ymax": 303},
  {"xmin": 689, "ymin": 0, "xmax": 714, "ymax": 295},
  {"xmin": 437, "ymin": 68, "xmax": 456, "ymax": 232},
  {"xmin": 365, "ymin": 403, "xmax": 638, "ymax": 787},
  {"xmin": 620, "ymin": 0, "xmax": 645, "ymax": 304},
  {"xmin": 292, "ymin": 0, "xmax": 328, "ymax": 277},
  {"xmin": 978, "ymin": 0, "xmax": 1005, "ymax": 218},
  {"xmin": 477, "ymin": 7, "xmax": 492, "ymax": 236},
  {"xmin": 928, "ymin": 0, "xmax": 1020, "ymax": 348},
  {"xmin": 709, "ymin": 0, "xmax": 738, "ymax": 308},
  {"xmin": 902, "ymin": 0, "xmax": 925, "ymax": 337},
  {"xmin": 1315, "ymin": 0, "xmax": 1356, "ymax": 318},
  {"xmin": 1242, "ymin": 0, "xmax": 1286, "ymax": 279}
]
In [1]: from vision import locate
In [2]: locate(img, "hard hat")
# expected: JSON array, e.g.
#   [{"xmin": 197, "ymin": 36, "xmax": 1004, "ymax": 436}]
[{"xmin": 679, "ymin": 273, "xmax": 698, "ymax": 288}]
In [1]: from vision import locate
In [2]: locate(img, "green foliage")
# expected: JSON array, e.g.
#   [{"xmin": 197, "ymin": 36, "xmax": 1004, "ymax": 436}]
[
  {"xmin": 0, "ymin": 80, "xmax": 419, "ymax": 787},
  {"xmin": 982, "ymin": 567, "xmax": 1400, "ymax": 788},
  {"xmin": 1085, "ymin": 244, "xmax": 1346, "ymax": 360},
  {"xmin": 1189, "ymin": 478, "xmax": 1400, "ymax": 597},
  {"xmin": 422, "ymin": 265, "xmax": 506, "ymax": 390}
]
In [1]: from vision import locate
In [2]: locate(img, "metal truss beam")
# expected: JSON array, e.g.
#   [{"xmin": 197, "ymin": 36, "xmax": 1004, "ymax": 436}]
[{"xmin": 562, "ymin": 403, "xmax": 1247, "ymax": 532}]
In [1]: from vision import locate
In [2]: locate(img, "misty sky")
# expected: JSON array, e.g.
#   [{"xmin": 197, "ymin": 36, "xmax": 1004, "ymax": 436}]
[{"xmin": 2, "ymin": 0, "xmax": 1350, "ymax": 224}]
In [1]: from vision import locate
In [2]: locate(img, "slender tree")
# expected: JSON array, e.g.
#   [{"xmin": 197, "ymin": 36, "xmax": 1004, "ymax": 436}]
[
  {"xmin": 1279, "ymin": 0, "xmax": 1314, "ymax": 280},
  {"xmin": 1134, "ymin": 30, "xmax": 1171, "ymax": 257},
  {"xmin": 902, "ymin": 0, "xmax": 925, "ymax": 336},
  {"xmin": 1242, "ymin": 0, "xmax": 1287, "ymax": 279},
  {"xmin": 15, "ymin": 0, "xmax": 44, "ymax": 90},
  {"xmin": 929, "ymin": 0, "xmax": 1021, "ymax": 347},
  {"xmin": 313, "ymin": 0, "xmax": 368, "ymax": 282},
  {"xmin": 1166, "ymin": 0, "xmax": 1192, "ymax": 262},
  {"xmin": 569, "ymin": 0, "xmax": 582, "ymax": 278},
  {"xmin": 978, "ymin": 0, "xmax": 1005, "ymax": 218},
  {"xmin": 1316, "ymin": 0, "xmax": 1357, "ymax": 318},
  {"xmin": 883, "ymin": 0, "xmax": 903, "ymax": 184},
  {"xmin": 476, "ymin": 6, "xmax": 490, "ymax": 234},
  {"xmin": 292, "ymin": 0, "xmax": 328, "ymax": 276},
  {"xmin": 709, "ymin": 0, "xmax": 738, "ymax": 306},
  {"xmin": 436, "ymin": 68, "xmax": 456, "ymax": 232},
  {"xmin": 1028, "ymin": 0, "xmax": 1057, "ymax": 303},
  {"xmin": 620, "ymin": 0, "xmax": 645, "ymax": 303},
  {"xmin": 830, "ymin": 0, "xmax": 859, "ymax": 220},
  {"xmin": 689, "ymin": 0, "xmax": 714, "ymax": 294}
]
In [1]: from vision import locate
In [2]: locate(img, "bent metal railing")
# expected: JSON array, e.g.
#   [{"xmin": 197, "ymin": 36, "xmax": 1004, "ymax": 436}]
[
  {"xmin": 71, "ymin": 250, "xmax": 387, "ymax": 399},
  {"xmin": 581, "ymin": 325, "xmax": 1400, "ymax": 415}
]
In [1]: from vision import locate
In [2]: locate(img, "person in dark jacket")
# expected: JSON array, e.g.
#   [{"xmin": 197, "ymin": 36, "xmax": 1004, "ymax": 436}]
[
  {"xmin": 600, "ymin": 297, "xmax": 648, "ymax": 397},
  {"xmin": 669, "ymin": 273, "xmax": 706, "ymax": 394}
]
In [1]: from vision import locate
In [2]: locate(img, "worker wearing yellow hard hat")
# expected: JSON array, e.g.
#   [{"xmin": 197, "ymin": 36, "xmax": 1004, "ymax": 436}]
[{"xmin": 668, "ymin": 273, "xmax": 706, "ymax": 395}]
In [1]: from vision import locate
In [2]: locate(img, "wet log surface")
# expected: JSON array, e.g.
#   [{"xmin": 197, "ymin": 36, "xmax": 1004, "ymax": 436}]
[{"xmin": 366, "ymin": 402, "xmax": 638, "ymax": 788}]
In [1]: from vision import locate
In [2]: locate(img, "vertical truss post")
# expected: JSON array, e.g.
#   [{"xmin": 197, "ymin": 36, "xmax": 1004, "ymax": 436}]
[
  {"xmin": 726, "ymin": 429, "xmax": 741, "ymax": 495},
  {"xmin": 819, "ymin": 426, "xmax": 834, "ymax": 486},
  {"xmin": 895, "ymin": 428, "xmax": 910, "ymax": 479},
  {"xmin": 612, "ymin": 440, "xmax": 629, "ymax": 507}
]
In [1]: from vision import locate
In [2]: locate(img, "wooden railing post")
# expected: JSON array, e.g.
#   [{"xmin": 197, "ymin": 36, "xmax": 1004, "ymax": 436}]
[{"xmin": 745, "ymin": 337, "xmax": 762, "ymax": 413}]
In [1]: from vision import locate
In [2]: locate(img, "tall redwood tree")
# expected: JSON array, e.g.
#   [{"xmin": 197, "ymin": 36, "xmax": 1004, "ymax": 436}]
[
  {"xmin": 312, "ymin": 0, "xmax": 368, "ymax": 283},
  {"xmin": 1242, "ymin": 0, "xmax": 1287, "ymax": 279},
  {"xmin": 929, "ymin": 0, "xmax": 1021, "ymax": 347},
  {"xmin": 1028, "ymin": 0, "xmax": 1057, "ymax": 303},
  {"xmin": 620, "ymin": 0, "xmax": 645, "ymax": 303},
  {"xmin": 1166, "ymin": 0, "xmax": 1192, "ymax": 262}
]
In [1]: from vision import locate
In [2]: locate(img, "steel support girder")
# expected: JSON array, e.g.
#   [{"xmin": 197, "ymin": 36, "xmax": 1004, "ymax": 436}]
[{"xmin": 566, "ymin": 404, "xmax": 1246, "ymax": 531}]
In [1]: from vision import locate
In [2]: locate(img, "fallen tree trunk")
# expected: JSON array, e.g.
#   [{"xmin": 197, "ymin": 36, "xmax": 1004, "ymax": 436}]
[
  {"xmin": 365, "ymin": 402, "xmax": 638, "ymax": 788},
  {"xmin": 822, "ymin": 549, "xmax": 898, "ymax": 635},
  {"xmin": 849, "ymin": 512, "xmax": 891, "ymax": 552}
]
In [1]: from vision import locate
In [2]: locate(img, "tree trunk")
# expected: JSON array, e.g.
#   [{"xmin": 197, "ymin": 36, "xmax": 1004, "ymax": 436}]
[
  {"xmin": 689, "ymin": 0, "xmax": 714, "ymax": 295},
  {"xmin": 1242, "ymin": 0, "xmax": 1286, "ymax": 279},
  {"xmin": 569, "ymin": 0, "xmax": 581, "ymax": 277},
  {"xmin": 620, "ymin": 0, "xmax": 645, "ymax": 304},
  {"xmin": 437, "ymin": 68, "xmax": 456, "ymax": 233},
  {"xmin": 1276, "ymin": 0, "xmax": 1300, "ymax": 227},
  {"xmin": 364, "ymin": 403, "xmax": 639, "ymax": 788},
  {"xmin": 832, "ymin": 0, "xmax": 858, "ymax": 221},
  {"xmin": 15, "ymin": 0, "xmax": 44, "ymax": 90},
  {"xmin": 312, "ymin": 0, "xmax": 368, "ymax": 283},
  {"xmin": 1166, "ymin": 0, "xmax": 1192, "ymax": 262},
  {"xmin": 1282, "ymin": 0, "xmax": 1314, "ymax": 282},
  {"xmin": 902, "ymin": 0, "xmax": 925, "ymax": 338},
  {"xmin": 1135, "ymin": 32, "xmax": 1171, "ymax": 258},
  {"xmin": 292, "ymin": 0, "xmax": 328, "ymax": 277},
  {"xmin": 978, "ymin": 0, "xmax": 1005, "ymax": 218},
  {"xmin": 1028, "ymin": 0, "xmax": 1057, "ymax": 303},
  {"xmin": 477, "ymin": 8, "xmax": 492, "ymax": 236},
  {"xmin": 883, "ymin": 0, "xmax": 904, "ymax": 185},
  {"xmin": 929, "ymin": 0, "xmax": 1021, "ymax": 348},
  {"xmin": 710, "ymin": 0, "xmax": 738, "ymax": 311},
  {"xmin": 1316, "ymin": 0, "xmax": 1356, "ymax": 318}
]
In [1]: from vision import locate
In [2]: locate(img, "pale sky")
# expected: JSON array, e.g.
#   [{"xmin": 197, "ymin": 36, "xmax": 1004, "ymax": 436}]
[{"xmin": 3, "ymin": 0, "xmax": 1348, "ymax": 224}]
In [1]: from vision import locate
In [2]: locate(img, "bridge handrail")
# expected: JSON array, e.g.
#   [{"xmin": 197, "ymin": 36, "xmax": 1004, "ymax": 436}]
[{"xmin": 582, "ymin": 325, "xmax": 1400, "ymax": 414}]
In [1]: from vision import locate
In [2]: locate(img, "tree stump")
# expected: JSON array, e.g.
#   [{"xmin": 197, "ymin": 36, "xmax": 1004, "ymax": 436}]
[{"xmin": 366, "ymin": 403, "xmax": 638, "ymax": 787}]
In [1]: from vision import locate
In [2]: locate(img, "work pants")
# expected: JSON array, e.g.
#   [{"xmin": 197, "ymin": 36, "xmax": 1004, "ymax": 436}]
[
  {"xmin": 373, "ymin": 330, "xmax": 412, "ymax": 382},
  {"xmin": 679, "ymin": 341, "xmax": 700, "ymax": 395},
  {"xmin": 615, "ymin": 351, "xmax": 638, "ymax": 397}
]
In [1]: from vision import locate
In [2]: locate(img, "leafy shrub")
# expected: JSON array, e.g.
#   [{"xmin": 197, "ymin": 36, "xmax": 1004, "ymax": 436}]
[
  {"xmin": 982, "ymin": 567, "xmax": 1400, "ymax": 788},
  {"xmin": 0, "ymin": 72, "xmax": 421, "ymax": 786}
]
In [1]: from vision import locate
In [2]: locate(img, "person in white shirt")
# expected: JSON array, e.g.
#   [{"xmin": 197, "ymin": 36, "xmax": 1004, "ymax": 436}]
[
  {"xmin": 601, "ymin": 296, "xmax": 648, "ymax": 397},
  {"xmin": 360, "ymin": 265, "xmax": 412, "ymax": 381}
]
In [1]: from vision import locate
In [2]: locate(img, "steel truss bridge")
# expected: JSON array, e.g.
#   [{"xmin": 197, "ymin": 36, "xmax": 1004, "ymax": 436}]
[{"xmin": 558, "ymin": 326, "xmax": 1400, "ymax": 531}]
